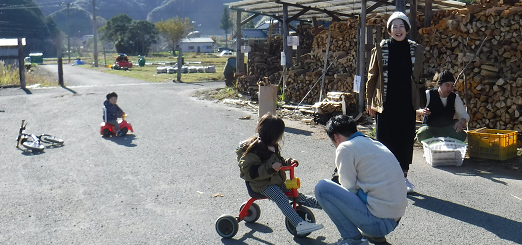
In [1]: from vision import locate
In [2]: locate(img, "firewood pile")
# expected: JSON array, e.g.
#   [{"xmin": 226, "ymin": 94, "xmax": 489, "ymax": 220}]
[
  {"xmin": 274, "ymin": 20, "xmax": 362, "ymax": 105},
  {"xmin": 419, "ymin": 0, "xmax": 522, "ymax": 131},
  {"xmin": 236, "ymin": 36, "xmax": 284, "ymax": 98},
  {"xmin": 297, "ymin": 24, "xmax": 314, "ymax": 50}
]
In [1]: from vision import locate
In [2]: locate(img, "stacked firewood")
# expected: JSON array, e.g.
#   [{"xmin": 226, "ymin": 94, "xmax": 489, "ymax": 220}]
[
  {"xmin": 236, "ymin": 36, "xmax": 283, "ymax": 97},
  {"xmin": 297, "ymin": 24, "xmax": 314, "ymax": 50},
  {"xmin": 275, "ymin": 21, "xmax": 360, "ymax": 104},
  {"xmin": 419, "ymin": 0, "xmax": 522, "ymax": 131},
  {"xmin": 236, "ymin": 75, "xmax": 260, "ymax": 99},
  {"xmin": 282, "ymin": 69, "xmax": 355, "ymax": 104}
]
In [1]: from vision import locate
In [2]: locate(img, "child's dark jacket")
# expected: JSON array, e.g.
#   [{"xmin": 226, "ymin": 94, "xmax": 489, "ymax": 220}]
[{"xmin": 103, "ymin": 100, "xmax": 123, "ymax": 121}]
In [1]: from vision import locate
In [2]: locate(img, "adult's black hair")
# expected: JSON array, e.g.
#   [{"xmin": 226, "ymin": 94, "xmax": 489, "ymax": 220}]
[
  {"xmin": 437, "ymin": 70, "xmax": 455, "ymax": 85},
  {"xmin": 325, "ymin": 115, "xmax": 357, "ymax": 140},
  {"xmin": 106, "ymin": 92, "xmax": 118, "ymax": 100},
  {"xmin": 387, "ymin": 19, "xmax": 410, "ymax": 33}
]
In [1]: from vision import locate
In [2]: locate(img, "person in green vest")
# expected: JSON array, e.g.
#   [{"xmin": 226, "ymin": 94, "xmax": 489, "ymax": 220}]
[{"xmin": 416, "ymin": 70, "xmax": 470, "ymax": 142}]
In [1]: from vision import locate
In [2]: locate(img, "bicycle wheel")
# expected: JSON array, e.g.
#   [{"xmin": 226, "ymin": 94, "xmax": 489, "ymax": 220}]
[
  {"xmin": 40, "ymin": 134, "xmax": 64, "ymax": 144},
  {"xmin": 22, "ymin": 141, "xmax": 45, "ymax": 152}
]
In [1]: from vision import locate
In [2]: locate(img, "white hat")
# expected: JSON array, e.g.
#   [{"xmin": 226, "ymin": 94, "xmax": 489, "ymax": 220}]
[{"xmin": 387, "ymin": 11, "xmax": 411, "ymax": 30}]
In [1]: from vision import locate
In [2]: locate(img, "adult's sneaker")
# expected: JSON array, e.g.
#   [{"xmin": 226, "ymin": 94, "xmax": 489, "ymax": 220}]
[
  {"xmin": 405, "ymin": 178, "xmax": 415, "ymax": 194},
  {"xmin": 331, "ymin": 237, "xmax": 369, "ymax": 245},
  {"xmin": 295, "ymin": 221, "xmax": 323, "ymax": 235},
  {"xmin": 362, "ymin": 234, "xmax": 389, "ymax": 244}
]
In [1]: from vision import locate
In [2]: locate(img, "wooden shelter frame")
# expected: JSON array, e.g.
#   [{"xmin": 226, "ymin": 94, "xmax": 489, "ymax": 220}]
[{"xmin": 225, "ymin": 0, "xmax": 466, "ymax": 112}]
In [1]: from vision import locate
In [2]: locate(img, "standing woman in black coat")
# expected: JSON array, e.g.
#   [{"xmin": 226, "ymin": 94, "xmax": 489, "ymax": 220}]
[{"xmin": 366, "ymin": 12, "xmax": 425, "ymax": 194}]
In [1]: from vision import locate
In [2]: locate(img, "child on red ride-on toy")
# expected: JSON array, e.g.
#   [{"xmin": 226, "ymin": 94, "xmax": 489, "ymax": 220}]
[
  {"xmin": 101, "ymin": 92, "xmax": 131, "ymax": 137},
  {"xmin": 236, "ymin": 113, "xmax": 323, "ymax": 236}
]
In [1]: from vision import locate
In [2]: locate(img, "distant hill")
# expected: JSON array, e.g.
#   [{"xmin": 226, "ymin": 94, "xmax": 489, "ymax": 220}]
[{"xmin": 34, "ymin": 0, "xmax": 233, "ymax": 35}]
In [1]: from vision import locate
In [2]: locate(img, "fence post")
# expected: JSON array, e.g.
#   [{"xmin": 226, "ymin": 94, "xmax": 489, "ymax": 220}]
[{"xmin": 57, "ymin": 33, "xmax": 64, "ymax": 86}]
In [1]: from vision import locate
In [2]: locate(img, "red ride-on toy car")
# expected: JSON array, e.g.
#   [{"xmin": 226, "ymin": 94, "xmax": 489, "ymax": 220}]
[
  {"xmin": 112, "ymin": 53, "xmax": 132, "ymax": 70},
  {"xmin": 215, "ymin": 163, "xmax": 317, "ymax": 238},
  {"xmin": 100, "ymin": 107, "xmax": 133, "ymax": 137}
]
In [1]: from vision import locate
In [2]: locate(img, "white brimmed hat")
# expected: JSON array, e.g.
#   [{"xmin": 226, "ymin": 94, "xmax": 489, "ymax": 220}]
[{"xmin": 387, "ymin": 11, "xmax": 411, "ymax": 30}]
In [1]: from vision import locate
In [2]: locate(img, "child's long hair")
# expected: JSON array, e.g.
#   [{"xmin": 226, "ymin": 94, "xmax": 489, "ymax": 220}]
[{"xmin": 242, "ymin": 113, "xmax": 285, "ymax": 161}]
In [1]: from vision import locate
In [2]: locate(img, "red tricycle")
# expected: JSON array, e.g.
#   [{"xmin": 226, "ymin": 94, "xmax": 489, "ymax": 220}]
[
  {"xmin": 215, "ymin": 163, "xmax": 316, "ymax": 238},
  {"xmin": 100, "ymin": 108, "xmax": 133, "ymax": 137}
]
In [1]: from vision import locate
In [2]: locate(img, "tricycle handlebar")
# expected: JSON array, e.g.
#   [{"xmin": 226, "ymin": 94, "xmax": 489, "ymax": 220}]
[{"xmin": 280, "ymin": 162, "xmax": 298, "ymax": 171}]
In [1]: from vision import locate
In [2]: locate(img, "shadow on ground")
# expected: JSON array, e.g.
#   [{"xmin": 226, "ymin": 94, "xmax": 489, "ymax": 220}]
[
  {"xmin": 408, "ymin": 193, "xmax": 522, "ymax": 244},
  {"xmin": 219, "ymin": 222, "xmax": 330, "ymax": 245},
  {"xmin": 435, "ymin": 158, "xmax": 522, "ymax": 183},
  {"xmin": 105, "ymin": 134, "xmax": 137, "ymax": 147},
  {"xmin": 285, "ymin": 127, "xmax": 313, "ymax": 137}
]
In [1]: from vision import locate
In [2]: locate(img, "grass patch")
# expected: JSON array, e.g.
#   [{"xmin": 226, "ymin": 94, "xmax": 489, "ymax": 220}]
[
  {"xmin": 1, "ymin": 63, "xmax": 57, "ymax": 87},
  {"xmin": 195, "ymin": 87, "xmax": 239, "ymax": 101},
  {"xmin": 77, "ymin": 52, "xmax": 228, "ymax": 83}
]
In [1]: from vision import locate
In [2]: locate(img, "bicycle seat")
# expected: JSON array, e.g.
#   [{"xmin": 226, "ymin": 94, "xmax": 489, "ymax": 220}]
[{"xmin": 245, "ymin": 181, "xmax": 266, "ymax": 199}]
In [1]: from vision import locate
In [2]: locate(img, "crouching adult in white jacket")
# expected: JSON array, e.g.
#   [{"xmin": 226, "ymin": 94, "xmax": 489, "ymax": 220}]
[{"xmin": 315, "ymin": 115, "xmax": 407, "ymax": 245}]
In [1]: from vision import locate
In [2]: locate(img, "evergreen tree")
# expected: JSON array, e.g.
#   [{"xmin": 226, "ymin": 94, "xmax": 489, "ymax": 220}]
[{"xmin": 219, "ymin": 7, "xmax": 233, "ymax": 48}]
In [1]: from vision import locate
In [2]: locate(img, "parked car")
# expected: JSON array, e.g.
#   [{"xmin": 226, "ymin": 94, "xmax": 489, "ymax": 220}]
[
  {"xmin": 218, "ymin": 47, "xmax": 235, "ymax": 52},
  {"xmin": 219, "ymin": 51, "xmax": 233, "ymax": 56}
]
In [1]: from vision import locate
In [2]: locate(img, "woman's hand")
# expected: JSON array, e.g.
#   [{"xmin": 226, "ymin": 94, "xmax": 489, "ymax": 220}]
[
  {"xmin": 366, "ymin": 105, "xmax": 376, "ymax": 117},
  {"xmin": 272, "ymin": 162, "xmax": 282, "ymax": 171}
]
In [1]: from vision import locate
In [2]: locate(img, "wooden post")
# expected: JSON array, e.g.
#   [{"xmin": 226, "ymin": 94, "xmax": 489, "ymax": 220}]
[
  {"xmin": 357, "ymin": 0, "xmax": 367, "ymax": 114},
  {"xmin": 282, "ymin": 3, "xmax": 292, "ymax": 67},
  {"xmin": 396, "ymin": 0, "xmax": 406, "ymax": 12},
  {"xmin": 409, "ymin": 0, "xmax": 418, "ymax": 41},
  {"xmin": 424, "ymin": 0, "xmax": 432, "ymax": 28},
  {"xmin": 236, "ymin": 10, "xmax": 244, "ymax": 74},
  {"xmin": 177, "ymin": 45, "xmax": 182, "ymax": 82},
  {"xmin": 319, "ymin": 30, "xmax": 332, "ymax": 102},
  {"xmin": 17, "ymin": 38, "xmax": 26, "ymax": 89},
  {"xmin": 57, "ymin": 33, "xmax": 64, "ymax": 86}
]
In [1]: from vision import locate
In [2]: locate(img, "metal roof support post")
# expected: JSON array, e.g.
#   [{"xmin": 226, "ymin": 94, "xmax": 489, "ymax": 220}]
[
  {"xmin": 17, "ymin": 38, "xmax": 26, "ymax": 89},
  {"xmin": 236, "ymin": 9, "xmax": 244, "ymax": 74},
  {"xmin": 409, "ymin": 0, "xmax": 418, "ymax": 41},
  {"xmin": 396, "ymin": 0, "xmax": 406, "ymax": 13},
  {"xmin": 282, "ymin": 3, "xmax": 292, "ymax": 67},
  {"xmin": 357, "ymin": 0, "xmax": 367, "ymax": 114},
  {"xmin": 424, "ymin": 0, "xmax": 433, "ymax": 27}
]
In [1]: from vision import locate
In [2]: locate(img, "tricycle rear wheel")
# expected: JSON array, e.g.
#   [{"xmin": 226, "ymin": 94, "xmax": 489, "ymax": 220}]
[
  {"xmin": 240, "ymin": 202, "xmax": 260, "ymax": 223},
  {"xmin": 215, "ymin": 215, "xmax": 238, "ymax": 238}
]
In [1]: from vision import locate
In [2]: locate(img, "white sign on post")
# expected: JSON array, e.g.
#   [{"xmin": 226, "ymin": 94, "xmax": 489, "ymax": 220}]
[
  {"xmin": 241, "ymin": 45, "xmax": 251, "ymax": 53},
  {"xmin": 354, "ymin": 75, "xmax": 361, "ymax": 93},
  {"xmin": 287, "ymin": 36, "xmax": 299, "ymax": 46},
  {"xmin": 281, "ymin": 52, "xmax": 286, "ymax": 66}
]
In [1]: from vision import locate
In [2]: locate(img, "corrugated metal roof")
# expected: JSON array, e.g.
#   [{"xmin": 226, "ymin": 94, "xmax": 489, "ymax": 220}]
[
  {"xmin": 225, "ymin": 0, "xmax": 466, "ymax": 21},
  {"xmin": 242, "ymin": 29, "xmax": 268, "ymax": 38}
]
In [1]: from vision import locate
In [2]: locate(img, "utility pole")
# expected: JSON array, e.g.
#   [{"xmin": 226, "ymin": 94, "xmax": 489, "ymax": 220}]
[
  {"xmin": 67, "ymin": 2, "xmax": 71, "ymax": 63},
  {"xmin": 92, "ymin": 0, "xmax": 98, "ymax": 67}
]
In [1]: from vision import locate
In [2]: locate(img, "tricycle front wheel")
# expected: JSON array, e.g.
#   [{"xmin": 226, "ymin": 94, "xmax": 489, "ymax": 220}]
[{"xmin": 285, "ymin": 206, "xmax": 316, "ymax": 237}]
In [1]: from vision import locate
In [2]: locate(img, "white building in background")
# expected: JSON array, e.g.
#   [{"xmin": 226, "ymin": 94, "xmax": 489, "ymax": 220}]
[{"xmin": 180, "ymin": 37, "xmax": 215, "ymax": 53}]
